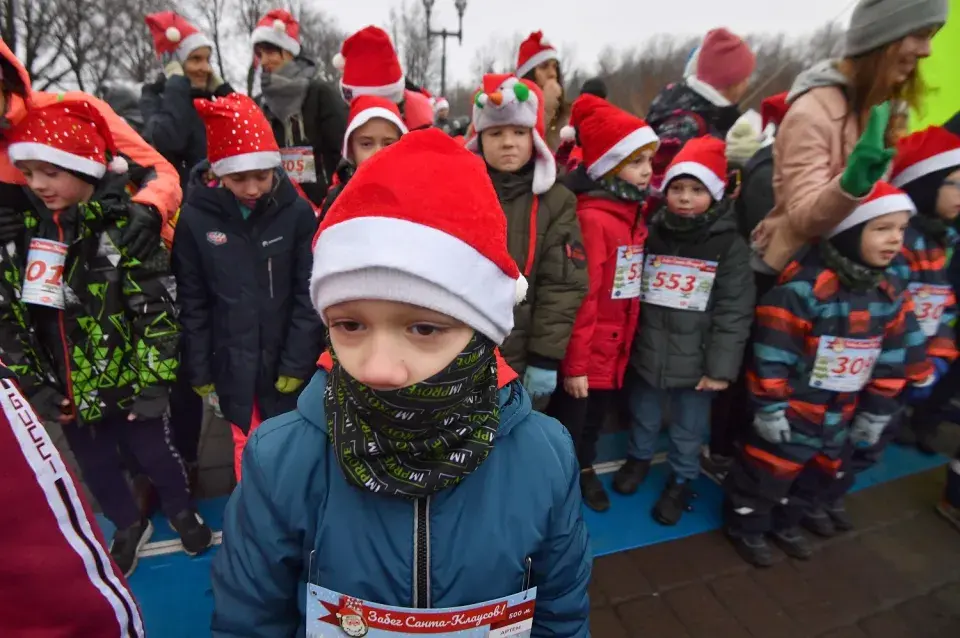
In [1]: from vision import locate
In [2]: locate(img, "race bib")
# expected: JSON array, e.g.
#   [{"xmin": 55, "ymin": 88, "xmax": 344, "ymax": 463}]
[
  {"xmin": 22, "ymin": 238, "xmax": 68, "ymax": 310},
  {"xmin": 639, "ymin": 254, "xmax": 717, "ymax": 311},
  {"xmin": 306, "ymin": 584, "xmax": 536, "ymax": 637},
  {"xmin": 280, "ymin": 146, "xmax": 317, "ymax": 184},
  {"xmin": 611, "ymin": 245, "xmax": 644, "ymax": 299},
  {"xmin": 809, "ymin": 335, "xmax": 881, "ymax": 393},
  {"xmin": 909, "ymin": 282, "xmax": 950, "ymax": 338}
]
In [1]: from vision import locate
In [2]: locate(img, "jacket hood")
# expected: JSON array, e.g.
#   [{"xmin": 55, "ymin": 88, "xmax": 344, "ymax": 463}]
[
  {"xmin": 563, "ymin": 164, "xmax": 600, "ymax": 195},
  {"xmin": 0, "ymin": 38, "xmax": 33, "ymax": 128},
  {"xmin": 787, "ymin": 59, "xmax": 848, "ymax": 104},
  {"xmin": 184, "ymin": 161, "xmax": 301, "ymax": 220},
  {"xmin": 296, "ymin": 370, "xmax": 532, "ymax": 445}
]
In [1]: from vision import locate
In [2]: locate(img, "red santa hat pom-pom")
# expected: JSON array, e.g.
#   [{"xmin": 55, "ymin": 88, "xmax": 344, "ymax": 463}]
[
  {"xmin": 332, "ymin": 52, "xmax": 346, "ymax": 71},
  {"xmin": 108, "ymin": 155, "xmax": 129, "ymax": 174},
  {"xmin": 165, "ymin": 26, "xmax": 181, "ymax": 43},
  {"xmin": 560, "ymin": 125, "xmax": 576, "ymax": 142},
  {"xmin": 515, "ymin": 275, "xmax": 528, "ymax": 304}
]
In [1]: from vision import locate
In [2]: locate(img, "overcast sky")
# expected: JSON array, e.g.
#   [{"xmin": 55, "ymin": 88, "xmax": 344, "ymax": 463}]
[{"xmin": 315, "ymin": 0, "xmax": 858, "ymax": 90}]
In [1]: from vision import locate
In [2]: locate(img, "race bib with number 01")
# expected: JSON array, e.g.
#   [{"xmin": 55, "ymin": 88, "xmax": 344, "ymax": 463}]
[
  {"xmin": 280, "ymin": 146, "xmax": 317, "ymax": 184},
  {"xmin": 306, "ymin": 584, "xmax": 536, "ymax": 637},
  {"xmin": 809, "ymin": 335, "xmax": 881, "ymax": 393},
  {"xmin": 639, "ymin": 254, "xmax": 717, "ymax": 311},
  {"xmin": 611, "ymin": 245, "xmax": 644, "ymax": 299},
  {"xmin": 22, "ymin": 238, "xmax": 68, "ymax": 310},
  {"xmin": 909, "ymin": 282, "xmax": 951, "ymax": 338}
]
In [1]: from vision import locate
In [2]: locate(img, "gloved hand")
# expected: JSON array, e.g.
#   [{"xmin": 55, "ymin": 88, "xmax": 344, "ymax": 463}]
[
  {"xmin": 908, "ymin": 357, "xmax": 949, "ymax": 402},
  {"xmin": 193, "ymin": 384, "xmax": 215, "ymax": 398},
  {"xmin": 164, "ymin": 60, "xmax": 184, "ymax": 78},
  {"xmin": 849, "ymin": 412, "xmax": 890, "ymax": 449},
  {"xmin": 840, "ymin": 102, "xmax": 895, "ymax": 198},
  {"xmin": 120, "ymin": 203, "xmax": 162, "ymax": 261},
  {"xmin": 275, "ymin": 376, "xmax": 304, "ymax": 394},
  {"xmin": 523, "ymin": 366, "xmax": 558, "ymax": 399},
  {"xmin": 131, "ymin": 385, "xmax": 170, "ymax": 420},
  {"xmin": 753, "ymin": 411, "xmax": 791, "ymax": 444},
  {"xmin": 0, "ymin": 207, "xmax": 24, "ymax": 243}
]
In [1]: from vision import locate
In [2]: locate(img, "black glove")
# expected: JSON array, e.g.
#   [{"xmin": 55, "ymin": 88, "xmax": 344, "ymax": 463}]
[
  {"xmin": 131, "ymin": 385, "xmax": 171, "ymax": 420},
  {"xmin": 120, "ymin": 203, "xmax": 162, "ymax": 260},
  {"xmin": 0, "ymin": 207, "xmax": 24, "ymax": 243}
]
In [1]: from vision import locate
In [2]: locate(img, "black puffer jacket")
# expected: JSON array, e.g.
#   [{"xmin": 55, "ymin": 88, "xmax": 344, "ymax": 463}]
[
  {"xmin": 140, "ymin": 74, "xmax": 235, "ymax": 186},
  {"xmin": 631, "ymin": 202, "xmax": 755, "ymax": 388},
  {"xmin": 646, "ymin": 80, "xmax": 743, "ymax": 142},
  {"xmin": 171, "ymin": 164, "xmax": 323, "ymax": 431}
]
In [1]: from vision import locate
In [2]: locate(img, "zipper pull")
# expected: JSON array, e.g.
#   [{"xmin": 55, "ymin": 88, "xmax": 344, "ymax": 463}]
[
  {"xmin": 522, "ymin": 556, "xmax": 532, "ymax": 592},
  {"xmin": 268, "ymin": 257, "xmax": 274, "ymax": 298}
]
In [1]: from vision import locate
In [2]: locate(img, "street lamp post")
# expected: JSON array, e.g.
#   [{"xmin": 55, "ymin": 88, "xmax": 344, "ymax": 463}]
[{"xmin": 422, "ymin": 0, "xmax": 467, "ymax": 97}]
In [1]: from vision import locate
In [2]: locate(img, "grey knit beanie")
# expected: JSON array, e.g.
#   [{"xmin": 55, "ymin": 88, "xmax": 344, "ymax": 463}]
[{"xmin": 844, "ymin": 0, "xmax": 949, "ymax": 57}]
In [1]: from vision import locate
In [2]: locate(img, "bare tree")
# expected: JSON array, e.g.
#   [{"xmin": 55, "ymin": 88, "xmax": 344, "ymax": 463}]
[
  {"xmin": 1, "ymin": 0, "xmax": 71, "ymax": 90},
  {"xmin": 285, "ymin": 0, "xmax": 345, "ymax": 83},
  {"xmin": 387, "ymin": 0, "xmax": 436, "ymax": 90},
  {"xmin": 191, "ymin": 0, "xmax": 232, "ymax": 80},
  {"xmin": 235, "ymin": 0, "xmax": 269, "ymax": 94}
]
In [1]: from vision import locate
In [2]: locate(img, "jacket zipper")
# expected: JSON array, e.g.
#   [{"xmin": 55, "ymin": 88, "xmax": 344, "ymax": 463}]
[
  {"xmin": 52, "ymin": 211, "xmax": 77, "ymax": 421},
  {"xmin": 268, "ymin": 257, "xmax": 274, "ymax": 298},
  {"xmin": 412, "ymin": 496, "xmax": 431, "ymax": 608}
]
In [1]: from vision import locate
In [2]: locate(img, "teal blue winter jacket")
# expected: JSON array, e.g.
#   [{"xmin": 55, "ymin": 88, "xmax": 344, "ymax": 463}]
[{"xmin": 210, "ymin": 368, "xmax": 592, "ymax": 637}]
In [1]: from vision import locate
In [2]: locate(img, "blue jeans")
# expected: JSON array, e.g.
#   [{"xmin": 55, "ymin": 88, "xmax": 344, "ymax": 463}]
[{"xmin": 627, "ymin": 377, "xmax": 713, "ymax": 481}]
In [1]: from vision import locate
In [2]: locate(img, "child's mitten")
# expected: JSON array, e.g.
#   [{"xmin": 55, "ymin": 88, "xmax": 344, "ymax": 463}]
[
  {"xmin": 840, "ymin": 103, "xmax": 895, "ymax": 197},
  {"xmin": 522, "ymin": 366, "xmax": 557, "ymax": 399},
  {"xmin": 275, "ymin": 376, "xmax": 305, "ymax": 394},
  {"xmin": 753, "ymin": 411, "xmax": 791, "ymax": 444},
  {"xmin": 849, "ymin": 412, "xmax": 891, "ymax": 449}
]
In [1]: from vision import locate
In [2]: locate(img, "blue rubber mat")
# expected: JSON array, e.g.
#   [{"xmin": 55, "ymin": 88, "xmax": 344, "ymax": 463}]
[
  {"xmin": 128, "ymin": 549, "xmax": 217, "ymax": 637},
  {"xmin": 95, "ymin": 496, "xmax": 229, "ymax": 543}
]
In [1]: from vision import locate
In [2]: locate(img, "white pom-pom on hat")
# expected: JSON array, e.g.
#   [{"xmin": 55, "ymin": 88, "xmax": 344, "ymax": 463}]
[
  {"xmin": 272, "ymin": 19, "xmax": 286, "ymax": 31},
  {"xmin": 165, "ymin": 27, "xmax": 181, "ymax": 43},
  {"xmin": 108, "ymin": 155, "xmax": 129, "ymax": 174},
  {"xmin": 514, "ymin": 275, "xmax": 528, "ymax": 304},
  {"xmin": 540, "ymin": 37, "xmax": 551, "ymax": 47},
  {"xmin": 478, "ymin": 93, "xmax": 489, "ymax": 106},
  {"xmin": 332, "ymin": 52, "xmax": 345, "ymax": 71},
  {"xmin": 560, "ymin": 125, "xmax": 576, "ymax": 142}
]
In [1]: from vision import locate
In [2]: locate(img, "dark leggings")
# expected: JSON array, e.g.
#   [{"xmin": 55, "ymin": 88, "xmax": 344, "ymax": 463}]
[{"xmin": 546, "ymin": 385, "xmax": 616, "ymax": 469}]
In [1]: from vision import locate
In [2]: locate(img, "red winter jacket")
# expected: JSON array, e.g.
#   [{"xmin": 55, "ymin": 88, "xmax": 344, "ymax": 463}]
[
  {"xmin": 0, "ymin": 367, "xmax": 144, "ymax": 636},
  {"xmin": 561, "ymin": 193, "xmax": 648, "ymax": 389}
]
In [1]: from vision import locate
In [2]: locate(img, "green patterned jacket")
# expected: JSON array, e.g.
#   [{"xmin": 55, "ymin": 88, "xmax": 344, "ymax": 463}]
[{"xmin": 0, "ymin": 177, "xmax": 179, "ymax": 424}]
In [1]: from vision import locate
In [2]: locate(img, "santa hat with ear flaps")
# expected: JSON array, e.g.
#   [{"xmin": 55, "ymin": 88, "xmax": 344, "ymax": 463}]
[
  {"xmin": 563, "ymin": 93, "xmax": 659, "ymax": 180},
  {"xmin": 7, "ymin": 100, "xmax": 128, "ymax": 179},
  {"xmin": 663, "ymin": 136, "xmax": 728, "ymax": 200},
  {"xmin": 891, "ymin": 126, "xmax": 960, "ymax": 189},
  {"xmin": 251, "ymin": 9, "xmax": 301, "ymax": 57},
  {"xmin": 145, "ymin": 11, "xmax": 213, "ymax": 62},
  {"xmin": 334, "ymin": 26, "xmax": 405, "ymax": 104},
  {"xmin": 828, "ymin": 182, "xmax": 916, "ymax": 237},
  {"xmin": 516, "ymin": 31, "xmax": 559, "ymax": 79},
  {"xmin": 194, "ymin": 93, "xmax": 281, "ymax": 177},
  {"xmin": 342, "ymin": 96, "xmax": 408, "ymax": 160},
  {"xmin": 464, "ymin": 74, "xmax": 556, "ymax": 195},
  {"xmin": 311, "ymin": 129, "xmax": 527, "ymax": 345}
]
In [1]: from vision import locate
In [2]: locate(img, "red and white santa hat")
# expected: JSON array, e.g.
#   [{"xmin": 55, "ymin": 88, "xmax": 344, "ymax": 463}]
[
  {"xmin": 194, "ymin": 94, "xmax": 281, "ymax": 177},
  {"xmin": 464, "ymin": 74, "xmax": 556, "ymax": 194},
  {"xmin": 342, "ymin": 96, "xmax": 408, "ymax": 161},
  {"xmin": 828, "ymin": 182, "xmax": 916, "ymax": 237},
  {"xmin": 561, "ymin": 94, "xmax": 659, "ymax": 180},
  {"xmin": 311, "ymin": 129, "xmax": 526, "ymax": 345},
  {"xmin": 516, "ymin": 31, "xmax": 559, "ymax": 79},
  {"xmin": 251, "ymin": 9, "xmax": 301, "ymax": 57},
  {"xmin": 7, "ymin": 101, "xmax": 128, "ymax": 179},
  {"xmin": 891, "ymin": 126, "xmax": 960, "ymax": 188},
  {"xmin": 434, "ymin": 97, "xmax": 450, "ymax": 114},
  {"xmin": 663, "ymin": 136, "xmax": 728, "ymax": 200},
  {"xmin": 333, "ymin": 26, "xmax": 405, "ymax": 104},
  {"xmin": 145, "ymin": 12, "xmax": 213, "ymax": 62}
]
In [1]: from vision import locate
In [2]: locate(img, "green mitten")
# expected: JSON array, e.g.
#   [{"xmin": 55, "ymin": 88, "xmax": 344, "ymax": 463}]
[
  {"xmin": 840, "ymin": 102, "xmax": 896, "ymax": 197},
  {"xmin": 193, "ymin": 384, "xmax": 215, "ymax": 398},
  {"xmin": 275, "ymin": 376, "xmax": 304, "ymax": 394}
]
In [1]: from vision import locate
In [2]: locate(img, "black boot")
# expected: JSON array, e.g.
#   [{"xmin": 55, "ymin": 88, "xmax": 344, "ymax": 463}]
[
  {"xmin": 700, "ymin": 452, "xmax": 734, "ymax": 483},
  {"xmin": 170, "ymin": 509, "xmax": 213, "ymax": 556},
  {"xmin": 824, "ymin": 498, "xmax": 854, "ymax": 532},
  {"xmin": 915, "ymin": 428, "xmax": 939, "ymax": 456},
  {"xmin": 725, "ymin": 530, "xmax": 775, "ymax": 568},
  {"xmin": 579, "ymin": 469, "xmax": 610, "ymax": 512},
  {"xmin": 800, "ymin": 506, "xmax": 836, "ymax": 538},
  {"xmin": 612, "ymin": 457, "xmax": 651, "ymax": 495},
  {"xmin": 770, "ymin": 527, "xmax": 814, "ymax": 560},
  {"xmin": 110, "ymin": 518, "xmax": 154, "ymax": 578},
  {"xmin": 652, "ymin": 478, "xmax": 695, "ymax": 526}
]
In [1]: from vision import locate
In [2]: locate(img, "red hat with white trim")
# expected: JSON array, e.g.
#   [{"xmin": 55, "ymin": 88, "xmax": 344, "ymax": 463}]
[
  {"xmin": 516, "ymin": 31, "xmax": 559, "ymax": 79},
  {"xmin": 194, "ymin": 94, "xmax": 281, "ymax": 177},
  {"xmin": 663, "ymin": 136, "xmax": 728, "ymax": 200},
  {"xmin": 251, "ymin": 9, "xmax": 301, "ymax": 57},
  {"xmin": 145, "ymin": 12, "xmax": 213, "ymax": 62},
  {"xmin": 827, "ymin": 182, "xmax": 916, "ymax": 237},
  {"xmin": 342, "ymin": 96, "xmax": 408, "ymax": 161},
  {"xmin": 891, "ymin": 126, "xmax": 960, "ymax": 188},
  {"xmin": 333, "ymin": 26, "xmax": 405, "ymax": 104},
  {"xmin": 311, "ymin": 129, "xmax": 527, "ymax": 345},
  {"xmin": 464, "ymin": 74, "xmax": 556, "ymax": 194},
  {"xmin": 561, "ymin": 94, "xmax": 659, "ymax": 180},
  {"xmin": 7, "ymin": 100, "xmax": 128, "ymax": 179}
]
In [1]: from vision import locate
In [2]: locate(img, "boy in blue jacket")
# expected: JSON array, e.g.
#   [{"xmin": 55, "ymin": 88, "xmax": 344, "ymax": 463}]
[
  {"xmin": 210, "ymin": 130, "xmax": 590, "ymax": 637},
  {"xmin": 171, "ymin": 94, "xmax": 323, "ymax": 481}
]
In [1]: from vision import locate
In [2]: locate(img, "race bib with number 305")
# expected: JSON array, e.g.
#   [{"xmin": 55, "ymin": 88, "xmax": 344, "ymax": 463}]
[
  {"xmin": 909, "ymin": 282, "xmax": 950, "ymax": 338},
  {"xmin": 639, "ymin": 254, "xmax": 717, "ymax": 311},
  {"xmin": 611, "ymin": 245, "xmax": 644, "ymax": 299},
  {"xmin": 809, "ymin": 335, "xmax": 881, "ymax": 393},
  {"xmin": 280, "ymin": 146, "xmax": 317, "ymax": 184},
  {"xmin": 22, "ymin": 238, "xmax": 68, "ymax": 310}
]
